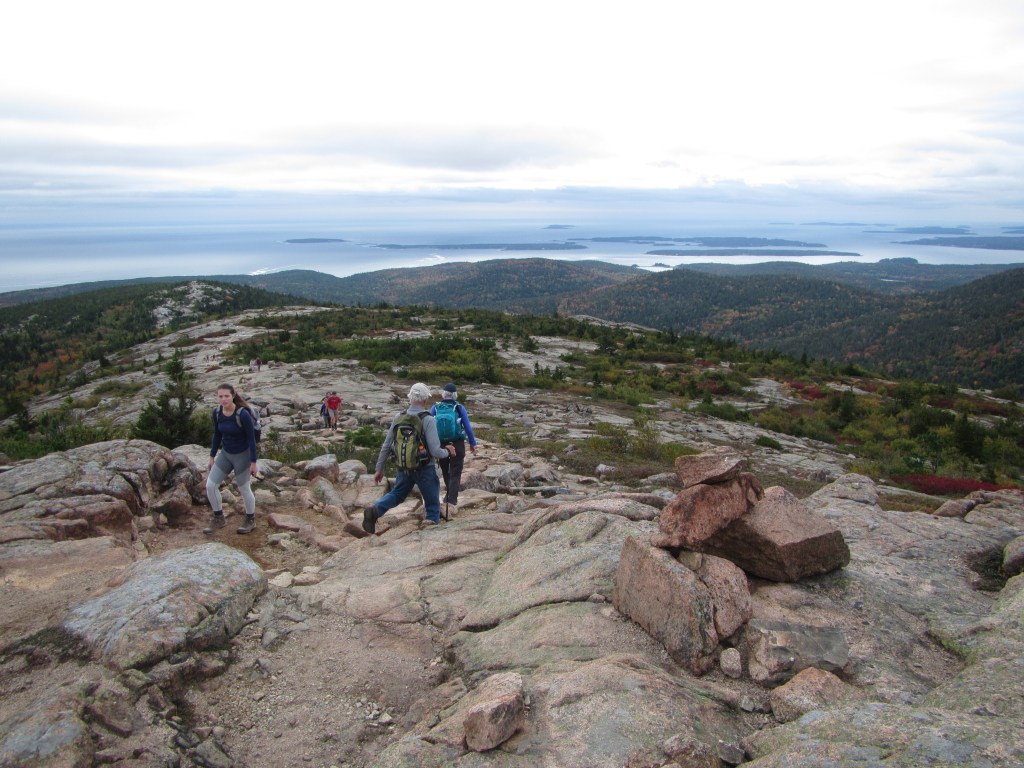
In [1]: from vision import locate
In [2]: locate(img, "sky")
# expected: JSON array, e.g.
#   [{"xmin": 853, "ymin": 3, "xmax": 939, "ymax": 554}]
[{"xmin": 2, "ymin": 0, "xmax": 1024, "ymax": 226}]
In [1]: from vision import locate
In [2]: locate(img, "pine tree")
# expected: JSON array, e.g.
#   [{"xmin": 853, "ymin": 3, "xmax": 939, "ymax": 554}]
[{"xmin": 133, "ymin": 349, "xmax": 203, "ymax": 448}]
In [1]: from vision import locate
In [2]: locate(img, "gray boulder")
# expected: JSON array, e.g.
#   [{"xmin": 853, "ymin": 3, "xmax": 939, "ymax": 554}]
[{"xmin": 63, "ymin": 542, "xmax": 265, "ymax": 669}]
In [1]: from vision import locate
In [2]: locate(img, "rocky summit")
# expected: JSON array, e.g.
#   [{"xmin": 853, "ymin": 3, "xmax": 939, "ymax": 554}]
[{"xmin": 0, "ymin": 310, "xmax": 1022, "ymax": 768}]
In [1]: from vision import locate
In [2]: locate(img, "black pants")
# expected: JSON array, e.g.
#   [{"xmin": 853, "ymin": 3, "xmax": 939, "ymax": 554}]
[{"xmin": 438, "ymin": 439, "xmax": 466, "ymax": 505}]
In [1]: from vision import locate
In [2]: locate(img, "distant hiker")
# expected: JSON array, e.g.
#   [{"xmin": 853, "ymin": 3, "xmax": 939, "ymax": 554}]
[
  {"xmin": 255, "ymin": 357, "xmax": 262, "ymax": 372},
  {"xmin": 205, "ymin": 383, "xmax": 259, "ymax": 535},
  {"xmin": 326, "ymin": 391, "xmax": 343, "ymax": 430},
  {"xmin": 430, "ymin": 382, "xmax": 477, "ymax": 516},
  {"xmin": 364, "ymin": 383, "xmax": 455, "ymax": 533},
  {"xmin": 248, "ymin": 359, "xmax": 256, "ymax": 372},
  {"xmin": 319, "ymin": 393, "xmax": 331, "ymax": 428}
]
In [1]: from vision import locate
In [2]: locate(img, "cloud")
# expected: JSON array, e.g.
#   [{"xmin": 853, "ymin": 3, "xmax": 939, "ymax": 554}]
[{"xmin": 2, "ymin": 0, "xmax": 1024, "ymax": 221}]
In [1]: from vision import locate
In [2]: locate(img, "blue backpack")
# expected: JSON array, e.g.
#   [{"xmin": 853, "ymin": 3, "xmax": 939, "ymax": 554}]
[{"xmin": 434, "ymin": 401, "xmax": 465, "ymax": 443}]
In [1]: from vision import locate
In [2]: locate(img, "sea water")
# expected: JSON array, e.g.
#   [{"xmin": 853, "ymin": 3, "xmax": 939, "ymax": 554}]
[{"xmin": 1, "ymin": 219, "xmax": 1021, "ymax": 294}]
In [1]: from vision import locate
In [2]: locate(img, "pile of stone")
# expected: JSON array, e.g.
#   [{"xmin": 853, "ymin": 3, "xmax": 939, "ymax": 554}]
[{"xmin": 613, "ymin": 447, "xmax": 851, "ymax": 681}]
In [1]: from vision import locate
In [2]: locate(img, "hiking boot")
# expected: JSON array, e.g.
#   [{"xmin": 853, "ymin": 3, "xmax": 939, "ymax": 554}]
[
  {"xmin": 203, "ymin": 513, "xmax": 226, "ymax": 534},
  {"xmin": 419, "ymin": 519, "xmax": 439, "ymax": 529},
  {"xmin": 362, "ymin": 506, "xmax": 378, "ymax": 534},
  {"xmin": 236, "ymin": 515, "xmax": 256, "ymax": 534}
]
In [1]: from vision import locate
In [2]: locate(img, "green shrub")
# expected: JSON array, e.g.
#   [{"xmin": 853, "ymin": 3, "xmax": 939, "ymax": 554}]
[
  {"xmin": 754, "ymin": 435, "xmax": 783, "ymax": 450},
  {"xmin": 695, "ymin": 398, "xmax": 750, "ymax": 422}
]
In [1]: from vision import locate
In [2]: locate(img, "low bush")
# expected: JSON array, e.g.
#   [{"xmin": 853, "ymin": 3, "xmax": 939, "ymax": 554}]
[{"xmin": 891, "ymin": 474, "xmax": 1018, "ymax": 496}]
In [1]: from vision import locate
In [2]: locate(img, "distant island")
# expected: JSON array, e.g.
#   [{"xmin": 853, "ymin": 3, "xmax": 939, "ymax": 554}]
[
  {"xmin": 866, "ymin": 227, "xmax": 974, "ymax": 235},
  {"xmin": 285, "ymin": 238, "xmax": 347, "ymax": 244},
  {"xmin": 802, "ymin": 221, "xmax": 870, "ymax": 227},
  {"xmin": 543, "ymin": 224, "xmax": 575, "ymax": 229},
  {"xmin": 651, "ymin": 249, "xmax": 861, "ymax": 258},
  {"xmin": 899, "ymin": 236, "xmax": 1024, "ymax": 251},
  {"xmin": 375, "ymin": 242, "xmax": 587, "ymax": 251},
  {"xmin": 574, "ymin": 236, "xmax": 828, "ymax": 248}
]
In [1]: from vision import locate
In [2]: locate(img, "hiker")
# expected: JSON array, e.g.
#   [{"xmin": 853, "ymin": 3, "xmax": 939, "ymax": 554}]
[
  {"xmin": 319, "ymin": 393, "xmax": 331, "ymax": 428},
  {"xmin": 430, "ymin": 382, "xmax": 477, "ymax": 513},
  {"xmin": 364, "ymin": 383, "xmax": 455, "ymax": 533},
  {"xmin": 326, "ymin": 391, "xmax": 342, "ymax": 431},
  {"xmin": 204, "ymin": 383, "xmax": 260, "ymax": 535}
]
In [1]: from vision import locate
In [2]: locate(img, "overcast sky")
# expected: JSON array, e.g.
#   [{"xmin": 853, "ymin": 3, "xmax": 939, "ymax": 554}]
[{"xmin": 3, "ymin": 0, "xmax": 1024, "ymax": 225}]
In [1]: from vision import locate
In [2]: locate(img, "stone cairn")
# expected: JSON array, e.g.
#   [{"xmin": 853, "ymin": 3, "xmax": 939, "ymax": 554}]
[{"xmin": 612, "ymin": 447, "xmax": 851, "ymax": 683}]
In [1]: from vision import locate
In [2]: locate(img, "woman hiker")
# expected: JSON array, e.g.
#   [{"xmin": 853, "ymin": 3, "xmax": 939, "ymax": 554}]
[
  {"xmin": 430, "ymin": 382, "xmax": 477, "ymax": 516},
  {"xmin": 204, "ymin": 383, "xmax": 260, "ymax": 535}
]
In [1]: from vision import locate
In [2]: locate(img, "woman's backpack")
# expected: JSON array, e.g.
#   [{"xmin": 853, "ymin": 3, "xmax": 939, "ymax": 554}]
[{"xmin": 433, "ymin": 401, "xmax": 465, "ymax": 443}]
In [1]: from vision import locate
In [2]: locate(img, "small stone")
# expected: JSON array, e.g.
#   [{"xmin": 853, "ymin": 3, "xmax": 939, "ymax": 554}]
[{"xmin": 720, "ymin": 647, "xmax": 743, "ymax": 678}]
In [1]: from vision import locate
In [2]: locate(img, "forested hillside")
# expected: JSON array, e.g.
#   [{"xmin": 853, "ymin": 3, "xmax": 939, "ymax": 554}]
[
  {"xmin": 241, "ymin": 259, "xmax": 642, "ymax": 313},
  {"xmin": 795, "ymin": 267, "xmax": 1024, "ymax": 385},
  {"xmin": 679, "ymin": 257, "xmax": 1024, "ymax": 294},
  {"xmin": 559, "ymin": 267, "xmax": 1024, "ymax": 388},
  {"xmin": 0, "ymin": 281, "xmax": 301, "ymax": 408},
  {"xmin": 2, "ymin": 258, "xmax": 1022, "ymax": 388},
  {"xmin": 559, "ymin": 267, "xmax": 902, "ymax": 346}
]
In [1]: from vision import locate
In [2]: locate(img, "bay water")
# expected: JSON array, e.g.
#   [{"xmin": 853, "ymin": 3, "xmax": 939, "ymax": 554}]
[{"xmin": 1, "ymin": 219, "xmax": 1021, "ymax": 294}]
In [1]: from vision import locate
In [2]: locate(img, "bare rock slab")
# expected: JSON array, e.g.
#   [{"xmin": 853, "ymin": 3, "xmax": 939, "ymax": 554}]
[
  {"xmin": 63, "ymin": 542, "xmax": 266, "ymax": 669},
  {"xmin": 699, "ymin": 485, "xmax": 850, "ymax": 581},
  {"xmin": 463, "ymin": 511, "xmax": 655, "ymax": 631},
  {"xmin": 612, "ymin": 536, "xmax": 718, "ymax": 674}
]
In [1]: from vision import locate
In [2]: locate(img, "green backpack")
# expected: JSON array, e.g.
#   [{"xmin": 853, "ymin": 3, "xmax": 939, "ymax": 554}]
[{"xmin": 391, "ymin": 411, "xmax": 429, "ymax": 470}]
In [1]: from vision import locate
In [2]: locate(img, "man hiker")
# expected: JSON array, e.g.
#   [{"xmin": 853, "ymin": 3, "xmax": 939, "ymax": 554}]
[{"xmin": 364, "ymin": 383, "xmax": 455, "ymax": 533}]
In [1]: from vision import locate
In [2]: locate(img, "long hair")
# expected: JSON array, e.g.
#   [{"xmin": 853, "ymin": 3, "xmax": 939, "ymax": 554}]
[{"xmin": 217, "ymin": 383, "xmax": 252, "ymax": 413}]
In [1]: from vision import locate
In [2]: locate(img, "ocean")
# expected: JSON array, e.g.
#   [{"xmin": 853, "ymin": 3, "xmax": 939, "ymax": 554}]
[{"xmin": 1, "ymin": 219, "xmax": 1022, "ymax": 294}]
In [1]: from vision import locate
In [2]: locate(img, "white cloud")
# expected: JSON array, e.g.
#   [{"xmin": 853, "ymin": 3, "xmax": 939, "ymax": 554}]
[{"xmin": 2, "ymin": 0, "xmax": 1024, "ymax": 216}]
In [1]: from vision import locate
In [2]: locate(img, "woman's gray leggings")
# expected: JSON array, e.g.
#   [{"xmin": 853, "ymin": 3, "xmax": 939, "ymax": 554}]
[{"xmin": 206, "ymin": 450, "xmax": 256, "ymax": 517}]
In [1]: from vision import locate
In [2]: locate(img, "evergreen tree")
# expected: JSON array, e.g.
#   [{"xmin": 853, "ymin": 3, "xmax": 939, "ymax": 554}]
[{"xmin": 133, "ymin": 350, "xmax": 204, "ymax": 448}]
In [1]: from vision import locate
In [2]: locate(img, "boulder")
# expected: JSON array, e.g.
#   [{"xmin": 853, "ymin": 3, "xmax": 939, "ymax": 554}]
[
  {"xmin": 651, "ymin": 473, "xmax": 763, "ymax": 550},
  {"xmin": 612, "ymin": 536, "xmax": 718, "ymax": 674},
  {"xmin": 933, "ymin": 498, "xmax": 976, "ymax": 518},
  {"xmin": 301, "ymin": 454, "xmax": 339, "ymax": 483},
  {"xmin": 694, "ymin": 554, "xmax": 752, "ymax": 640},
  {"xmin": 699, "ymin": 486, "xmax": 850, "ymax": 581},
  {"xmin": 742, "ymin": 619, "xmax": 850, "ymax": 686},
  {"xmin": 63, "ymin": 542, "xmax": 266, "ymax": 669},
  {"xmin": 463, "ymin": 672, "xmax": 526, "ymax": 752},
  {"xmin": 149, "ymin": 482, "xmax": 194, "ymax": 525},
  {"xmin": 0, "ymin": 440, "xmax": 204, "ymax": 541},
  {"xmin": 769, "ymin": 667, "xmax": 864, "ymax": 723},
  {"xmin": 1003, "ymin": 535, "xmax": 1024, "ymax": 578}
]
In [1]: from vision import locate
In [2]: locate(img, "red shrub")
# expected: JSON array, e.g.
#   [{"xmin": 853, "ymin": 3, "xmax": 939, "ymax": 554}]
[
  {"xmin": 801, "ymin": 386, "xmax": 826, "ymax": 400},
  {"xmin": 893, "ymin": 474, "xmax": 1018, "ymax": 496}
]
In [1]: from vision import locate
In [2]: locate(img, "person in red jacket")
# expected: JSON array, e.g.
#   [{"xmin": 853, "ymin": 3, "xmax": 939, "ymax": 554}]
[{"xmin": 325, "ymin": 391, "xmax": 342, "ymax": 431}]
